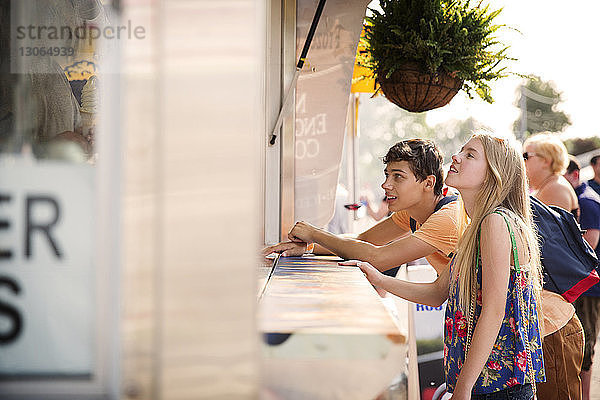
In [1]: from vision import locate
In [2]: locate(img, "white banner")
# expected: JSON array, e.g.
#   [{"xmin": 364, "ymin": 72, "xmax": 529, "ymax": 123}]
[
  {"xmin": 0, "ymin": 158, "xmax": 95, "ymax": 376},
  {"xmin": 294, "ymin": 0, "xmax": 369, "ymax": 226}
]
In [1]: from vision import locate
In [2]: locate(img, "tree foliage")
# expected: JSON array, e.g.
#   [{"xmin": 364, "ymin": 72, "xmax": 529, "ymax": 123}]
[
  {"xmin": 563, "ymin": 137, "xmax": 600, "ymax": 156},
  {"xmin": 513, "ymin": 75, "xmax": 571, "ymax": 140}
]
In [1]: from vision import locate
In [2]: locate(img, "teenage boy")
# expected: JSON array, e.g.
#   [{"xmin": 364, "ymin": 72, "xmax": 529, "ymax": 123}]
[
  {"xmin": 263, "ymin": 139, "xmax": 460, "ymax": 276},
  {"xmin": 565, "ymin": 157, "xmax": 600, "ymax": 400}
]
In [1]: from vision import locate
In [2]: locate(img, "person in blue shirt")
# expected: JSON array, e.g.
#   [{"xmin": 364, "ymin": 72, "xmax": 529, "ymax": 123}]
[
  {"xmin": 565, "ymin": 156, "xmax": 600, "ymax": 400},
  {"xmin": 588, "ymin": 155, "xmax": 600, "ymax": 197}
]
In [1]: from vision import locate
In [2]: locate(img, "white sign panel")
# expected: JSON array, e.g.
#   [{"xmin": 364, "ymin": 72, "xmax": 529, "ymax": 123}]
[
  {"xmin": 0, "ymin": 158, "xmax": 95, "ymax": 376},
  {"xmin": 294, "ymin": 0, "xmax": 369, "ymax": 226}
]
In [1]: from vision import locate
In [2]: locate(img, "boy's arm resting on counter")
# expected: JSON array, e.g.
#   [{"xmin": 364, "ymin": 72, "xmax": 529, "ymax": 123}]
[
  {"xmin": 262, "ymin": 215, "xmax": 408, "ymax": 258},
  {"xmin": 307, "ymin": 226, "xmax": 438, "ymax": 272},
  {"xmin": 355, "ymin": 216, "xmax": 409, "ymax": 245},
  {"xmin": 313, "ymin": 216, "xmax": 409, "ymax": 256}
]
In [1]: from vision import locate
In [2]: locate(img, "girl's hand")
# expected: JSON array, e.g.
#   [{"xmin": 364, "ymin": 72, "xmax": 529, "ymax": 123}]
[{"xmin": 340, "ymin": 260, "xmax": 385, "ymax": 288}]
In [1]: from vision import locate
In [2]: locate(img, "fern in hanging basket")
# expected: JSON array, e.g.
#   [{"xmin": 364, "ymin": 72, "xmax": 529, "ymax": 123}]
[{"xmin": 359, "ymin": 0, "xmax": 513, "ymax": 112}]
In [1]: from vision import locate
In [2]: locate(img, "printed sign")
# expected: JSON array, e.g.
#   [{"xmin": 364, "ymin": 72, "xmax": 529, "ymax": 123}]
[{"xmin": 0, "ymin": 157, "xmax": 95, "ymax": 376}]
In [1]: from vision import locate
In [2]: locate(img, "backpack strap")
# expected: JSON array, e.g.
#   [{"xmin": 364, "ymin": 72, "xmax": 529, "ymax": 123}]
[{"xmin": 409, "ymin": 194, "xmax": 458, "ymax": 233}]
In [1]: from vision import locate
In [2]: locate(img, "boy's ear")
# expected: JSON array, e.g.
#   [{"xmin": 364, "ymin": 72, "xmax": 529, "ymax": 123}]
[{"xmin": 423, "ymin": 175, "xmax": 436, "ymax": 191}]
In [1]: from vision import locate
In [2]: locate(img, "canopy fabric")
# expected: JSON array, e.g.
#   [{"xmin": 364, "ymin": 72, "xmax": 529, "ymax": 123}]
[{"xmin": 350, "ymin": 26, "xmax": 376, "ymax": 93}]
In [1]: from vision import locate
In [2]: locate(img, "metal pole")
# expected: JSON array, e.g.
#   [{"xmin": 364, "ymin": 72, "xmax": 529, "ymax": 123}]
[{"xmin": 268, "ymin": 0, "xmax": 327, "ymax": 145}]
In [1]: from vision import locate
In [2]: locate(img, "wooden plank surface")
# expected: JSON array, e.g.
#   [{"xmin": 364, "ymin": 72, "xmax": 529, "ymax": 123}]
[{"xmin": 259, "ymin": 256, "xmax": 403, "ymax": 336}]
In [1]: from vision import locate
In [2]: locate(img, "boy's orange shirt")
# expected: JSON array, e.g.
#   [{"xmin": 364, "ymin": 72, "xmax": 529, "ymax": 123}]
[{"xmin": 390, "ymin": 200, "xmax": 460, "ymax": 273}]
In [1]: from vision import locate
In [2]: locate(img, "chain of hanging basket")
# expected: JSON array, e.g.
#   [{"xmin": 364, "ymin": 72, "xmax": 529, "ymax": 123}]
[{"xmin": 378, "ymin": 63, "xmax": 463, "ymax": 113}]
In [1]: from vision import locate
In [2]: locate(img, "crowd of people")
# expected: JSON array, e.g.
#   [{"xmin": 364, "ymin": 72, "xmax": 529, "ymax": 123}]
[{"xmin": 264, "ymin": 131, "xmax": 600, "ymax": 400}]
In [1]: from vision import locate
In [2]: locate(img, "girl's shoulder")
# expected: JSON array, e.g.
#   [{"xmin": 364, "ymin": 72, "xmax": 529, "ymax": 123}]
[
  {"xmin": 481, "ymin": 206, "xmax": 517, "ymax": 226},
  {"xmin": 479, "ymin": 209, "xmax": 519, "ymax": 246},
  {"xmin": 482, "ymin": 208, "xmax": 530, "ymax": 265},
  {"xmin": 479, "ymin": 211, "xmax": 510, "ymax": 237},
  {"xmin": 484, "ymin": 207, "xmax": 525, "ymax": 228}
]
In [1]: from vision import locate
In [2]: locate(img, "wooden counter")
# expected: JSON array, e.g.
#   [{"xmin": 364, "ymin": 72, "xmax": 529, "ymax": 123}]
[{"xmin": 258, "ymin": 255, "xmax": 410, "ymax": 399}]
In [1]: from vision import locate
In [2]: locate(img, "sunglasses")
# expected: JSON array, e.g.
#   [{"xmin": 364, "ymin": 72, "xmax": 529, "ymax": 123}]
[{"xmin": 523, "ymin": 152, "xmax": 538, "ymax": 160}]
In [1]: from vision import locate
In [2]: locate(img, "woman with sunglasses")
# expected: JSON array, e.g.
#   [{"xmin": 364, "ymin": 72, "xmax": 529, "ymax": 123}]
[
  {"xmin": 347, "ymin": 133, "xmax": 545, "ymax": 399},
  {"xmin": 522, "ymin": 132, "xmax": 584, "ymax": 399},
  {"xmin": 522, "ymin": 133, "xmax": 579, "ymax": 218}
]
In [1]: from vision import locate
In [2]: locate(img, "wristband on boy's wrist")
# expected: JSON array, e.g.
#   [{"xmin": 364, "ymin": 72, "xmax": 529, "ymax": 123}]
[{"xmin": 306, "ymin": 243, "xmax": 315, "ymax": 254}]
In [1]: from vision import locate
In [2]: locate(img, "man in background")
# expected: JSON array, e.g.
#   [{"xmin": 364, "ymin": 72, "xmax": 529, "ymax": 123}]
[
  {"xmin": 565, "ymin": 156, "xmax": 600, "ymax": 400},
  {"xmin": 588, "ymin": 155, "xmax": 600, "ymax": 196}
]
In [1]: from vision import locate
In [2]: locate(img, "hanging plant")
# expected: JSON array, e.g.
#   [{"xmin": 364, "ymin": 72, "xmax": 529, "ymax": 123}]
[{"xmin": 358, "ymin": 0, "xmax": 514, "ymax": 112}]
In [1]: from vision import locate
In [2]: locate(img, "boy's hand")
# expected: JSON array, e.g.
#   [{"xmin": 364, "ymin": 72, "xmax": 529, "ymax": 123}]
[
  {"xmin": 262, "ymin": 241, "xmax": 307, "ymax": 257},
  {"xmin": 288, "ymin": 221, "xmax": 318, "ymax": 243},
  {"xmin": 340, "ymin": 260, "xmax": 385, "ymax": 288}
]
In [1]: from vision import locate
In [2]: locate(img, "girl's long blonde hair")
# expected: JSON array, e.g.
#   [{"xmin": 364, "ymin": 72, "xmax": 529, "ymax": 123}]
[{"xmin": 453, "ymin": 133, "xmax": 543, "ymax": 316}]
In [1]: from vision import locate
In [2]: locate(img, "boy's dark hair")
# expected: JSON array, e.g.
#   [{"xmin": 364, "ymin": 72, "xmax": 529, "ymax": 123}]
[
  {"xmin": 591, "ymin": 155, "xmax": 600, "ymax": 166},
  {"xmin": 383, "ymin": 139, "xmax": 444, "ymax": 196},
  {"xmin": 566, "ymin": 156, "xmax": 581, "ymax": 174}
]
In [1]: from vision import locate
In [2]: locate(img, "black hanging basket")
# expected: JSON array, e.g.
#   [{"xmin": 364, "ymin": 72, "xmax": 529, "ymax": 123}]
[{"xmin": 378, "ymin": 64, "xmax": 463, "ymax": 113}]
